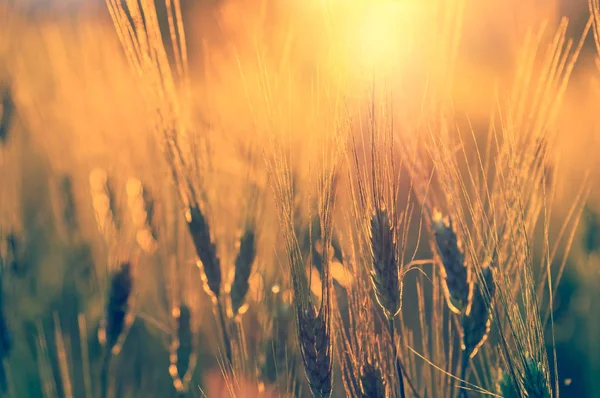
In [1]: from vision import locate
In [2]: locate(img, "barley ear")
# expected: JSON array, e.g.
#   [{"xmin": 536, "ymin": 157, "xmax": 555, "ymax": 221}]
[{"xmin": 431, "ymin": 210, "xmax": 471, "ymax": 314}]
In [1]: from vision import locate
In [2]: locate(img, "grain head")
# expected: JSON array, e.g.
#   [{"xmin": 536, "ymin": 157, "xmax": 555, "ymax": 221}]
[
  {"xmin": 230, "ymin": 227, "xmax": 257, "ymax": 318},
  {"xmin": 100, "ymin": 261, "xmax": 133, "ymax": 354},
  {"xmin": 297, "ymin": 301, "xmax": 333, "ymax": 398},
  {"xmin": 169, "ymin": 304, "xmax": 197, "ymax": 392},
  {"xmin": 186, "ymin": 205, "xmax": 222, "ymax": 301},
  {"xmin": 360, "ymin": 361, "xmax": 387, "ymax": 398},
  {"xmin": 370, "ymin": 208, "xmax": 401, "ymax": 319},
  {"xmin": 431, "ymin": 210, "xmax": 472, "ymax": 315},
  {"xmin": 461, "ymin": 264, "xmax": 495, "ymax": 359}
]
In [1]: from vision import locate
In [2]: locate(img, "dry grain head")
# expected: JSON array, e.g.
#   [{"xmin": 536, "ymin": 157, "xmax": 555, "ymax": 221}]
[
  {"xmin": 461, "ymin": 264, "xmax": 495, "ymax": 359},
  {"xmin": 99, "ymin": 261, "xmax": 133, "ymax": 354},
  {"xmin": 497, "ymin": 357, "xmax": 551, "ymax": 398},
  {"xmin": 185, "ymin": 205, "xmax": 221, "ymax": 301},
  {"xmin": 370, "ymin": 208, "xmax": 401, "ymax": 319},
  {"xmin": 431, "ymin": 210, "xmax": 472, "ymax": 314},
  {"xmin": 360, "ymin": 362, "xmax": 387, "ymax": 398},
  {"xmin": 169, "ymin": 304, "xmax": 197, "ymax": 392},
  {"xmin": 297, "ymin": 303, "xmax": 333, "ymax": 398},
  {"xmin": 522, "ymin": 357, "xmax": 551, "ymax": 398},
  {"xmin": 230, "ymin": 227, "xmax": 256, "ymax": 318}
]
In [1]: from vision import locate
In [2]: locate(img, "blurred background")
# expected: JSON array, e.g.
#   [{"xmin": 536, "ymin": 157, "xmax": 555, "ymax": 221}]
[{"xmin": 1, "ymin": 0, "xmax": 600, "ymax": 396}]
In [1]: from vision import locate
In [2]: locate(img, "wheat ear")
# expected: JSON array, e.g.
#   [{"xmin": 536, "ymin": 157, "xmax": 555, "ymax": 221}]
[
  {"xmin": 459, "ymin": 264, "xmax": 496, "ymax": 397},
  {"xmin": 168, "ymin": 304, "xmax": 197, "ymax": 393},
  {"xmin": 431, "ymin": 210, "xmax": 472, "ymax": 314},
  {"xmin": 99, "ymin": 261, "xmax": 134, "ymax": 398},
  {"xmin": 370, "ymin": 208, "xmax": 402, "ymax": 319},
  {"xmin": 369, "ymin": 208, "xmax": 408, "ymax": 398},
  {"xmin": 230, "ymin": 227, "xmax": 256, "ymax": 318},
  {"xmin": 360, "ymin": 361, "xmax": 387, "ymax": 398},
  {"xmin": 297, "ymin": 297, "xmax": 333, "ymax": 398},
  {"xmin": 184, "ymin": 205, "xmax": 233, "ymax": 364}
]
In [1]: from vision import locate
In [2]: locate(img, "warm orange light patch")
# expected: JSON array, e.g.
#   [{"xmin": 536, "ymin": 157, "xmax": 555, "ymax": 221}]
[
  {"xmin": 318, "ymin": 0, "xmax": 425, "ymax": 91},
  {"xmin": 356, "ymin": 2, "xmax": 411, "ymax": 73}
]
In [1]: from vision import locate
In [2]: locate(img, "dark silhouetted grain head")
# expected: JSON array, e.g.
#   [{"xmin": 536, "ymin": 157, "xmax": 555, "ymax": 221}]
[
  {"xmin": 370, "ymin": 208, "xmax": 401, "ymax": 319},
  {"xmin": 462, "ymin": 264, "xmax": 495, "ymax": 359},
  {"xmin": 360, "ymin": 362, "xmax": 387, "ymax": 398},
  {"xmin": 103, "ymin": 262, "xmax": 133, "ymax": 352},
  {"xmin": 297, "ymin": 302, "xmax": 333, "ymax": 398},
  {"xmin": 431, "ymin": 210, "xmax": 471, "ymax": 314},
  {"xmin": 186, "ymin": 205, "xmax": 221, "ymax": 300},
  {"xmin": 230, "ymin": 228, "xmax": 256, "ymax": 317}
]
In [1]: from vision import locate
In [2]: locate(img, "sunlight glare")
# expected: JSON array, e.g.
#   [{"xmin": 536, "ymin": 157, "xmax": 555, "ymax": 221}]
[{"xmin": 353, "ymin": 1, "xmax": 420, "ymax": 77}]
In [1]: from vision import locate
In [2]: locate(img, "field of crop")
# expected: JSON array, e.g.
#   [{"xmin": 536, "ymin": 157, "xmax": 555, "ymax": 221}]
[{"xmin": 1, "ymin": 0, "xmax": 600, "ymax": 397}]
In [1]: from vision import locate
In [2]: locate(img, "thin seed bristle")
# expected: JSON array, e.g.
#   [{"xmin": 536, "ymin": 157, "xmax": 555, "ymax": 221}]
[
  {"xmin": 186, "ymin": 205, "xmax": 221, "ymax": 299},
  {"xmin": 370, "ymin": 208, "xmax": 401, "ymax": 319},
  {"xmin": 431, "ymin": 210, "xmax": 471, "ymax": 314}
]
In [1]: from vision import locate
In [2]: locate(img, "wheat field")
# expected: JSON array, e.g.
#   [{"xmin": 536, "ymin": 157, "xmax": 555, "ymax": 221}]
[{"xmin": 1, "ymin": 0, "xmax": 600, "ymax": 397}]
